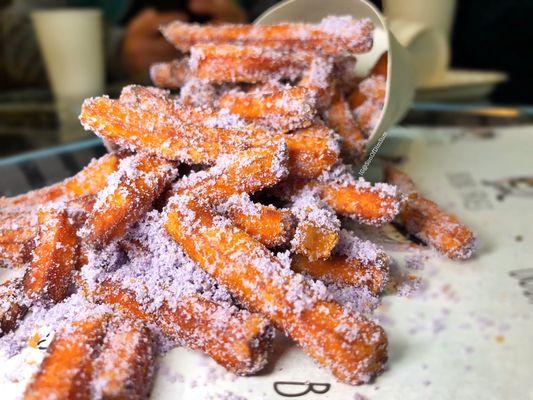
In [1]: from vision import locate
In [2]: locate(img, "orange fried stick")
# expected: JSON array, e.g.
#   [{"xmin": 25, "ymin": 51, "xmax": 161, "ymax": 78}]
[
  {"xmin": 286, "ymin": 123, "xmax": 339, "ymax": 179},
  {"xmin": 0, "ymin": 195, "xmax": 95, "ymax": 269},
  {"xmin": 298, "ymin": 56, "xmax": 335, "ymax": 110},
  {"xmin": 325, "ymin": 86, "xmax": 366, "ymax": 161},
  {"xmin": 0, "ymin": 153, "xmax": 121, "ymax": 209},
  {"xmin": 23, "ymin": 208, "xmax": 79, "ymax": 303},
  {"xmin": 85, "ymin": 279, "xmax": 272, "ymax": 375},
  {"xmin": 161, "ymin": 16, "xmax": 374, "ymax": 56},
  {"xmin": 24, "ymin": 314, "xmax": 109, "ymax": 400},
  {"xmin": 218, "ymin": 193, "xmax": 295, "ymax": 248},
  {"xmin": 150, "ymin": 58, "xmax": 190, "ymax": 89},
  {"xmin": 347, "ymin": 52, "xmax": 388, "ymax": 110},
  {"xmin": 80, "ymin": 96, "xmax": 273, "ymax": 165},
  {"xmin": 93, "ymin": 318, "xmax": 155, "ymax": 400},
  {"xmin": 83, "ymin": 153, "xmax": 176, "ymax": 247},
  {"xmin": 189, "ymin": 44, "xmax": 312, "ymax": 84},
  {"xmin": 165, "ymin": 195, "xmax": 388, "ymax": 385},
  {"xmin": 218, "ymin": 86, "xmax": 316, "ymax": 131},
  {"xmin": 174, "ymin": 141, "xmax": 288, "ymax": 205},
  {"xmin": 118, "ymin": 85, "xmax": 333, "ymax": 180},
  {"xmin": 289, "ymin": 189, "xmax": 340, "ymax": 261},
  {"xmin": 348, "ymin": 52, "xmax": 387, "ymax": 134},
  {"xmin": 0, "ymin": 279, "xmax": 29, "ymax": 336},
  {"xmin": 315, "ymin": 164, "xmax": 402, "ymax": 226},
  {"xmin": 291, "ymin": 254, "xmax": 388, "ymax": 295},
  {"xmin": 384, "ymin": 164, "xmax": 476, "ymax": 259}
]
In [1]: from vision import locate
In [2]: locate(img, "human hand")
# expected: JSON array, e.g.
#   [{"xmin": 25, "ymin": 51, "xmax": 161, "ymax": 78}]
[
  {"xmin": 122, "ymin": 8, "xmax": 186, "ymax": 78},
  {"xmin": 188, "ymin": 0, "xmax": 246, "ymax": 23}
]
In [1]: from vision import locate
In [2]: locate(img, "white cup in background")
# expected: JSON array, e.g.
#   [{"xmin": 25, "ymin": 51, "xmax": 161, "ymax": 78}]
[
  {"xmin": 31, "ymin": 9, "xmax": 105, "ymax": 142},
  {"xmin": 382, "ymin": 0, "xmax": 457, "ymax": 40},
  {"xmin": 388, "ymin": 19, "xmax": 449, "ymax": 87}
]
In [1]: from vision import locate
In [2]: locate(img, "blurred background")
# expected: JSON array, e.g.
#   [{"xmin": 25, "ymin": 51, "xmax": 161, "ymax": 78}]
[{"xmin": 0, "ymin": 0, "xmax": 532, "ymax": 159}]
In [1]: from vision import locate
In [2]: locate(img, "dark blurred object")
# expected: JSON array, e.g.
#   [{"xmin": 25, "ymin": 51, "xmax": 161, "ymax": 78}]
[
  {"xmin": 371, "ymin": 0, "xmax": 533, "ymax": 104},
  {"xmin": 451, "ymin": 0, "xmax": 533, "ymax": 104}
]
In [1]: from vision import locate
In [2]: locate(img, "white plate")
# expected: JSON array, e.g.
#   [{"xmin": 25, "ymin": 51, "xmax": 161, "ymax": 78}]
[{"xmin": 416, "ymin": 69, "xmax": 508, "ymax": 102}]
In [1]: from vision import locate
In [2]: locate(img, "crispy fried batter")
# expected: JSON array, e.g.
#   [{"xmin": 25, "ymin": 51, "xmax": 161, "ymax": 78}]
[
  {"xmin": 189, "ymin": 44, "xmax": 312, "ymax": 84},
  {"xmin": 218, "ymin": 86, "xmax": 315, "ymax": 131},
  {"xmin": 93, "ymin": 318, "xmax": 155, "ymax": 400},
  {"xmin": 23, "ymin": 208, "xmax": 79, "ymax": 303},
  {"xmin": 83, "ymin": 153, "xmax": 176, "ymax": 247},
  {"xmin": 165, "ymin": 196, "xmax": 388, "ymax": 384},
  {"xmin": 24, "ymin": 314, "xmax": 109, "ymax": 400},
  {"xmin": 84, "ymin": 279, "xmax": 272, "ymax": 375},
  {"xmin": 150, "ymin": 58, "xmax": 190, "ymax": 89},
  {"xmin": 385, "ymin": 165, "xmax": 476, "ymax": 259},
  {"xmin": 161, "ymin": 16, "xmax": 374, "ymax": 56}
]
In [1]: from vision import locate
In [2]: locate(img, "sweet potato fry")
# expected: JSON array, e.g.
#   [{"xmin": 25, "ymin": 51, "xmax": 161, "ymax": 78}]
[
  {"xmin": 316, "ymin": 164, "xmax": 401, "ymax": 226},
  {"xmin": 80, "ymin": 96, "xmax": 273, "ymax": 164},
  {"xmin": 84, "ymin": 279, "xmax": 272, "ymax": 375},
  {"xmin": 174, "ymin": 140, "xmax": 288, "ymax": 204},
  {"xmin": 289, "ymin": 189, "xmax": 340, "ymax": 261},
  {"xmin": 218, "ymin": 193, "xmax": 295, "ymax": 248},
  {"xmin": 83, "ymin": 153, "xmax": 176, "ymax": 247},
  {"xmin": 292, "ymin": 221, "xmax": 339, "ymax": 261},
  {"xmin": 24, "ymin": 313, "xmax": 109, "ymax": 400},
  {"xmin": 325, "ymin": 86, "xmax": 366, "ymax": 161},
  {"xmin": 371, "ymin": 52, "xmax": 388, "ymax": 78},
  {"xmin": 347, "ymin": 52, "xmax": 387, "ymax": 134},
  {"xmin": 0, "ymin": 154, "xmax": 120, "ymax": 209},
  {"xmin": 0, "ymin": 279, "xmax": 28, "ymax": 336},
  {"xmin": 0, "ymin": 240, "xmax": 33, "ymax": 268},
  {"xmin": 23, "ymin": 208, "xmax": 79, "ymax": 303},
  {"xmin": 165, "ymin": 195, "xmax": 388, "ymax": 385},
  {"xmin": 291, "ymin": 253, "xmax": 388, "ymax": 295},
  {"xmin": 384, "ymin": 165, "xmax": 476, "ymax": 259},
  {"xmin": 286, "ymin": 123, "xmax": 339, "ymax": 179},
  {"xmin": 218, "ymin": 86, "xmax": 315, "ymax": 131},
  {"xmin": 333, "ymin": 55, "xmax": 359, "ymax": 90},
  {"xmin": 189, "ymin": 44, "xmax": 312, "ymax": 84},
  {"xmin": 150, "ymin": 58, "xmax": 190, "ymax": 89},
  {"xmin": 93, "ymin": 318, "xmax": 155, "ymax": 400},
  {"xmin": 297, "ymin": 56, "xmax": 335, "ymax": 110},
  {"xmin": 161, "ymin": 16, "xmax": 374, "ymax": 56}
]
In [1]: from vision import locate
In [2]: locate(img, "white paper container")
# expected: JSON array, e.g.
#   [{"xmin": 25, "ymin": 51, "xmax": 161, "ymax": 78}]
[
  {"xmin": 255, "ymin": 0, "xmax": 415, "ymax": 155},
  {"xmin": 31, "ymin": 9, "xmax": 105, "ymax": 141}
]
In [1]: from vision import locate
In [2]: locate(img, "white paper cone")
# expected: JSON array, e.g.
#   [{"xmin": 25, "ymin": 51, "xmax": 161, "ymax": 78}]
[{"xmin": 255, "ymin": 0, "xmax": 415, "ymax": 155}]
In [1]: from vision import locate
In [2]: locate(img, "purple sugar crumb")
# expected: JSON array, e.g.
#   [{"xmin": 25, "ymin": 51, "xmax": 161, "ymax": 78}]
[
  {"xmin": 432, "ymin": 317, "xmax": 446, "ymax": 335},
  {"xmin": 336, "ymin": 229, "xmax": 385, "ymax": 265},
  {"xmin": 327, "ymin": 284, "xmax": 380, "ymax": 315},
  {"xmin": 396, "ymin": 276, "xmax": 425, "ymax": 298},
  {"xmin": 0, "ymin": 294, "xmax": 111, "ymax": 358},
  {"xmin": 208, "ymin": 391, "xmax": 248, "ymax": 400},
  {"xmin": 405, "ymin": 253, "xmax": 427, "ymax": 270}
]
